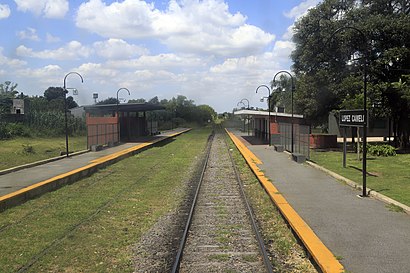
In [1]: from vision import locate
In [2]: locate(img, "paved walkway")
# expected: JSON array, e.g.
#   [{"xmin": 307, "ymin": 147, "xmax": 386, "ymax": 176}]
[
  {"xmin": 232, "ymin": 130, "xmax": 409, "ymax": 273},
  {"xmin": 0, "ymin": 129, "xmax": 188, "ymax": 198}
]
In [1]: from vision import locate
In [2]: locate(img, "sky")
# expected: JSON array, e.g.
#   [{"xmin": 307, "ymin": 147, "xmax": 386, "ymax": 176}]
[{"xmin": 0, "ymin": 0, "xmax": 322, "ymax": 112}]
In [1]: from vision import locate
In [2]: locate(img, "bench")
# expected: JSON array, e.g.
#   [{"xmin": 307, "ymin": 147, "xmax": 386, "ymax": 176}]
[
  {"xmin": 274, "ymin": 145, "xmax": 284, "ymax": 152},
  {"xmin": 292, "ymin": 153, "xmax": 306, "ymax": 163},
  {"xmin": 91, "ymin": 144, "xmax": 103, "ymax": 152}
]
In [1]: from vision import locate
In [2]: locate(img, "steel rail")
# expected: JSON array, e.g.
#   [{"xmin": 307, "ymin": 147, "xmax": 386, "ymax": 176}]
[
  {"xmin": 171, "ymin": 130, "xmax": 215, "ymax": 273},
  {"xmin": 222, "ymin": 127, "xmax": 274, "ymax": 273}
]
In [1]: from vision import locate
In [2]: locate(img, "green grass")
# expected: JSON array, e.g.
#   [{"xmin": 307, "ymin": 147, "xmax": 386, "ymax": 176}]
[
  {"xmin": 310, "ymin": 149, "xmax": 410, "ymax": 206},
  {"xmin": 0, "ymin": 128, "xmax": 210, "ymax": 272},
  {"xmin": 0, "ymin": 135, "xmax": 87, "ymax": 170}
]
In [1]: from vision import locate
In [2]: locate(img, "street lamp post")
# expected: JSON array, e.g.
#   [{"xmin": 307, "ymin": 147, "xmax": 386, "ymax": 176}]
[
  {"xmin": 330, "ymin": 26, "xmax": 368, "ymax": 197},
  {"xmin": 273, "ymin": 71, "xmax": 295, "ymax": 153},
  {"xmin": 256, "ymin": 85, "xmax": 272, "ymax": 146},
  {"xmin": 240, "ymin": 98, "xmax": 250, "ymax": 135},
  {"xmin": 237, "ymin": 101, "xmax": 246, "ymax": 133},
  {"xmin": 63, "ymin": 72, "xmax": 83, "ymax": 158},
  {"xmin": 116, "ymin": 87, "xmax": 131, "ymax": 143}
]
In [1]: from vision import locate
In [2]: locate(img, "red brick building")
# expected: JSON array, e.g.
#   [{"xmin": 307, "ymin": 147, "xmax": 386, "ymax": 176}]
[{"xmin": 84, "ymin": 103, "xmax": 164, "ymax": 149}]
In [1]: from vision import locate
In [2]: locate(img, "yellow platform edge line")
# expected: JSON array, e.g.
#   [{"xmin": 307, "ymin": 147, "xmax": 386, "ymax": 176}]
[
  {"xmin": 0, "ymin": 130, "xmax": 192, "ymax": 203},
  {"xmin": 225, "ymin": 129, "xmax": 344, "ymax": 273}
]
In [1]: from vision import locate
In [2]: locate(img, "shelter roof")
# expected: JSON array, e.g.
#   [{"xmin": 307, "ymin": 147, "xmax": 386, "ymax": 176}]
[
  {"xmin": 234, "ymin": 109, "xmax": 303, "ymax": 119},
  {"xmin": 84, "ymin": 103, "xmax": 165, "ymax": 114}
]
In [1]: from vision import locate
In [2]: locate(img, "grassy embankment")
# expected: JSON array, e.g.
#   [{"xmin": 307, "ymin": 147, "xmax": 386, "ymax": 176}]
[
  {"xmin": 0, "ymin": 136, "xmax": 87, "ymax": 170},
  {"xmin": 0, "ymin": 128, "xmax": 210, "ymax": 272},
  {"xmin": 310, "ymin": 149, "xmax": 410, "ymax": 207}
]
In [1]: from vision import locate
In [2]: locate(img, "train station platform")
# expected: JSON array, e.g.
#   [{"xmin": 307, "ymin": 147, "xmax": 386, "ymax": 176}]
[
  {"xmin": 0, "ymin": 128, "xmax": 190, "ymax": 211},
  {"xmin": 228, "ymin": 129, "xmax": 410, "ymax": 273}
]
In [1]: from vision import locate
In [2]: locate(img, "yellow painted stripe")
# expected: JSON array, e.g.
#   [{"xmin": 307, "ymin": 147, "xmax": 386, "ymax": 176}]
[
  {"xmin": 1, "ymin": 130, "xmax": 192, "ymax": 203},
  {"xmin": 225, "ymin": 129, "xmax": 344, "ymax": 273}
]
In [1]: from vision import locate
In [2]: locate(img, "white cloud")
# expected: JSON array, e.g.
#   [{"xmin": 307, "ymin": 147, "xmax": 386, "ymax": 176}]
[
  {"xmin": 75, "ymin": 0, "xmax": 157, "ymax": 38},
  {"xmin": 107, "ymin": 53, "xmax": 204, "ymax": 71},
  {"xmin": 75, "ymin": 0, "xmax": 274, "ymax": 57},
  {"xmin": 78, "ymin": 62, "xmax": 118, "ymax": 79},
  {"xmin": 46, "ymin": 33, "xmax": 61, "ymax": 43},
  {"xmin": 17, "ymin": 27, "xmax": 40, "ymax": 41},
  {"xmin": 0, "ymin": 47, "xmax": 27, "ymax": 67},
  {"xmin": 16, "ymin": 65, "xmax": 62, "ymax": 83},
  {"xmin": 93, "ymin": 39, "xmax": 148, "ymax": 60},
  {"xmin": 271, "ymin": 40, "xmax": 295, "ymax": 61},
  {"xmin": 16, "ymin": 41, "xmax": 92, "ymax": 60},
  {"xmin": 14, "ymin": 0, "xmax": 69, "ymax": 18},
  {"xmin": 284, "ymin": 0, "xmax": 321, "ymax": 20},
  {"xmin": 0, "ymin": 4, "xmax": 10, "ymax": 19}
]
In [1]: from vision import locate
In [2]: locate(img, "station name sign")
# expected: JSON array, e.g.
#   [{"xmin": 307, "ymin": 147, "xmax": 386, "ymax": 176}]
[{"xmin": 339, "ymin": 109, "xmax": 367, "ymax": 127}]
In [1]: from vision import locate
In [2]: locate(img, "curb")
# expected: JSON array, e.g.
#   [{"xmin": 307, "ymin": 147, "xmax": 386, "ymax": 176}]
[
  {"xmin": 226, "ymin": 129, "xmax": 344, "ymax": 273},
  {"xmin": 305, "ymin": 160, "xmax": 410, "ymax": 215}
]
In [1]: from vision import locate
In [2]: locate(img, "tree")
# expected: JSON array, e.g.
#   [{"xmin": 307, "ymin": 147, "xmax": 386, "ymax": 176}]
[
  {"xmin": 43, "ymin": 87, "xmax": 78, "ymax": 110},
  {"xmin": 96, "ymin": 97, "xmax": 119, "ymax": 105},
  {"xmin": 0, "ymin": 81, "xmax": 18, "ymax": 96},
  {"xmin": 0, "ymin": 81, "xmax": 19, "ymax": 116},
  {"xmin": 291, "ymin": 0, "xmax": 410, "ymax": 146},
  {"xmin": 128, "ymin": 98, "xmax": 146, "ymax": 103},
  {"xmin": 148, "ymin": 96, "xmax": 159, "ymax": 104},
  {"xmin": 44, "ymin": 87, "xmax": 65, "ymax": 101}
]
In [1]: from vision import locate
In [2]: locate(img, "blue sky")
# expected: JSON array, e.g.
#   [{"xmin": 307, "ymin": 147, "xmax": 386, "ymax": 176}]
[{"xmin": 0, "ymin": 0, "xmax": 321, "ymax": 112}]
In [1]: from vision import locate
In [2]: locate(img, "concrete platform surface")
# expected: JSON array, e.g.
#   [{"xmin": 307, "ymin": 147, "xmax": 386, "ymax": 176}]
[
  {"xmin": 232, "ymin": 130, "xmax": 410, "ymax": 273},
  {"xmin": 0, "ymin": 129, "xmax": 188, "ymax": 198}
]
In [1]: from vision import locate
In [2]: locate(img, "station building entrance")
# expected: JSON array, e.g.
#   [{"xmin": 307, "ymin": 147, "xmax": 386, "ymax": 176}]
[{"xmin": 84, "ymin": 103, "xmax": 165, "ymax": 149}]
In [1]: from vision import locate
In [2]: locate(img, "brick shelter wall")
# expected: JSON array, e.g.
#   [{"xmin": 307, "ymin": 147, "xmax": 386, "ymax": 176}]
[{"xmin": 86, "ymin": 113, "xmax": 119, "ymax": 149}]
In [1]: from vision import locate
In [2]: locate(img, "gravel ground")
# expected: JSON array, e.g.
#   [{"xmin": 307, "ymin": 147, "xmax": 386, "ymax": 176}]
[
  {"xmin": 179, "ymin": 132, "xmax": 267, "ymax": 273},
  {"xmin": 132, "ymin": 129, "xmax": 316, "ymax": 273}
]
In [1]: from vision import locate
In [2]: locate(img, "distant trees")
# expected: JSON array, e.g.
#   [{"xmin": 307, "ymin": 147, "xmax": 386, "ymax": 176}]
[
  {"xmin": 0, "ymin": 83, "xmax": 84, "ymax": 139},
  {"xmin": 144, "ymin": 95, "xmax": 216, "ymax": 128},
  {"xmin": 96, "ymin": 97, "xmax": 119, "ymax": 105}
]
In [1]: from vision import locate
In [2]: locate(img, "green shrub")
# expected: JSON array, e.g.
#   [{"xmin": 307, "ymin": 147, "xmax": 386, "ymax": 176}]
[
  {"xmin": 367, "ymin": 144, "xmax": 396, "ymax": 157},
  {"xmin": 22, "ymin": 144, "xmax": 35, "ymax": 154},
  {"xmin": 7, "ymin": 123, "xmax": 31, "ymax": 137},
  {"xmin": 0, "ymin": 122, "xmax": 31, "ymax": 139}
]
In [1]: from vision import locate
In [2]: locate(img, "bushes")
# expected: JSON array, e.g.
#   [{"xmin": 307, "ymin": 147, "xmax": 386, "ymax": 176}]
[
  {"xmin": 0, "ymin": 122, "xmax": 31, "ymax": 139},
  {"xmin": 367, "ymin": 144, "xmax": 396, "ymax": 157}
]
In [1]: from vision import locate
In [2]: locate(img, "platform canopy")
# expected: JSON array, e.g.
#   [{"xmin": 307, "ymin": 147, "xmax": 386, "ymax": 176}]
[{"xmin": 84, "ymin": 103, "xmax": 165, "ymax": 114}]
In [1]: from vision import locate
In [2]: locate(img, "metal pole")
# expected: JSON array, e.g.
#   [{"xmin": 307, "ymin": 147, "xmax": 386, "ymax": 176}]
[
  {"xmin": 363, "ymin": 57, "xmax": 368, "ymax": 197},
  {"xmin": 273, "ymin": 70, "xmax": 295, "ymax": 152},
  {"xmin": 330, "ymin": 26, "xmax": 368, "ymax": 197},
  {"xmin": 64, "ymin": 92, "xmax": 69, "ymax": 157},
  {"xmin": 256, "ymin": 85, "xmax": 272, "ymax": 146},
  {"xmin": 240, "ymin": 98, "xmax": 250, "ymax": 136},
  {"xmin": 116, "ymin": 88, "xmax": 131, "ymax": 143},
  {"xmin": 268, "ymin": 96, "xmax": 271, "ymax": 145},
  {"xmin": 343, "ymin": 127, "xmax": 347, "ymax": 168},
  {"xmin": 291, "ymin": 83, "xmax": 295, "ymax": 153},
  {"xmin": 63, "ymin": 72, "xmax": 83, "ymax": 157}
]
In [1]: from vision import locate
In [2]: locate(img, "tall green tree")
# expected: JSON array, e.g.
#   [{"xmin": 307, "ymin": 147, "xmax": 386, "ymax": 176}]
[{"xmin": 291, "ymin": 0, "xmax": 410, "ymax": 147}]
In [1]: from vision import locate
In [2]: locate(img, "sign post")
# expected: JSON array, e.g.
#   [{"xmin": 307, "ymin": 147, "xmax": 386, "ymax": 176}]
[{"xmin": 339, "ymin": 109, "xmax": 368, "ymax": 195}]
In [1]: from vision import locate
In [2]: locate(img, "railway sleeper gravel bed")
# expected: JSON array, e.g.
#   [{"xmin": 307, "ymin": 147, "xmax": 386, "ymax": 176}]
[{"xmin": 178, "ymin": 131, "xmax": 267, "ymax": 273}]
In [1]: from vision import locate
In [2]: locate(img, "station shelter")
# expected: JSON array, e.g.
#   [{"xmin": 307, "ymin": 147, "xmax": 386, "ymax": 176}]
[
  {"xmin": 234, "ymin": 109, "xmax": 306, "ymax": 144},
  {"xmin": 84, "ymin": 103, "xmax": 165, "ymax": 149}
]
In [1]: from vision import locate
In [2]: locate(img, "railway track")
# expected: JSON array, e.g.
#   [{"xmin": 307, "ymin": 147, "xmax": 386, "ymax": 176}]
[{"xmin": 172, "ymin": 128, "xmax": 273, "ymax": 273}]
